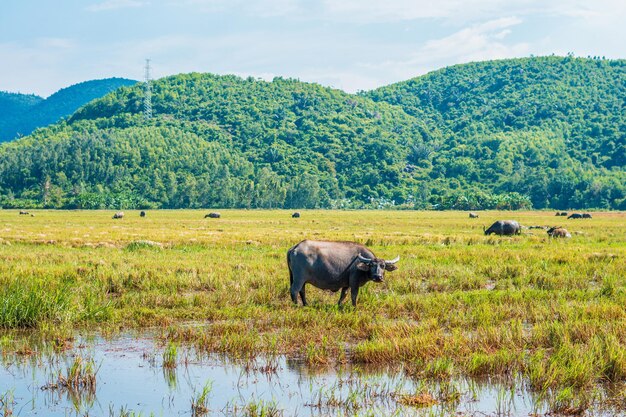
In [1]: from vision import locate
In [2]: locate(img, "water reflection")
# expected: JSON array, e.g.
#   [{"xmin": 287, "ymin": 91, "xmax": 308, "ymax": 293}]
[{"xmin": 0, "ymin": 332, "xmax": 622, "ymax": 416}]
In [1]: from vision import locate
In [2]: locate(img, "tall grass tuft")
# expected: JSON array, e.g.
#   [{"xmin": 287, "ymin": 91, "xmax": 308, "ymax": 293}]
[
  {"xmin": 245, "ymin": 399, "xmax": 282, "ymax": 417},
  {"xmin": 44, "ymin": 354, "xmax": 99, "ymax": 410},
  {"xmin": 0, "ymin": 279, "xmax": 71, "ymax": 328},
  {"xmin": 0, "ymin": 390, "xmax": 14, "ymax": 416},
  {"xmin": 163, "ymin": 341, "xmax": 178, "ymax": 369},
  {"xmin": 191, "ymin": 380, "xmax": 213, "ymax": 416},
  {"xmin": 0, "ymin": 277, "xmax": 111, "ymax": 329}
]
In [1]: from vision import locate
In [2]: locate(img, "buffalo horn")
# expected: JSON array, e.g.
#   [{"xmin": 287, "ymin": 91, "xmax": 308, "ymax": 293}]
[
  {"xmin": 386, "ymin": 256, "xmax": 400, "ymax": 264},
  {"xmin": 357, "ymin": 254, "xmax": 372, "ymax": 263}
]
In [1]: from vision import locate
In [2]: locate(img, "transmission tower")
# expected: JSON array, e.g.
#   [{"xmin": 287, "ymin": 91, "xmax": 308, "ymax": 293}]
[{"xmin": 144, "ymin": 58, "xmax": 152, "ymax": 120}]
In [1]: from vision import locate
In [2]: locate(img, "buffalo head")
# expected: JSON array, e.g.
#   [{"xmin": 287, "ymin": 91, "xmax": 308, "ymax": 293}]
[{"xmin": 356, "ymin": 254, "xmax": 400, "ymax": 282}]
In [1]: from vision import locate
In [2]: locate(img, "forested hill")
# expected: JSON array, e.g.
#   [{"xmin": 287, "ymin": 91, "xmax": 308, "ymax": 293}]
[
  {"xmin": 0, "ymin": 78, "xmax": 137, "ymax": 142},
  {"xmin": 0, "ymin": 74, "xmax": 436, "ymax": 209},
  {"xmin": 0, "ymin": 57, "xmax": 625, "ymax": 210},
  {"xmin": 366, "ymin": 56, "xmax": 626, "ymax": 209},
  {"xmin": 0, "ymin": 92, "xmax": 43, "ymax": 141}
]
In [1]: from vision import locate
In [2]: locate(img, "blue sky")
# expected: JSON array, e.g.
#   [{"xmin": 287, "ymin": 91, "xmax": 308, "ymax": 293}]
[{"xmin": 1, "ymin": 0, "xmax": 624, "ymax": 97}]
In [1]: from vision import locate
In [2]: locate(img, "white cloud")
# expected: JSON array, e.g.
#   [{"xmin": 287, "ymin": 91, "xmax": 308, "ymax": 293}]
[
  {"xmin": 357, "ymin": 17, "xmax": 530, "ymax": 84},
  {"xmin": 172, "ymin": 0, "xmax": 300, "ymax": 17},
  {"xmin": 422, "ymin": 17, "xmax": 523, "ymax": 58},
  {"xmin": 0, "ymin": 41, "xmax": 82, "ymax": 96},
  {"xmin": 87, "ymin": 0, "xmax": 148, "ymax": 12},
  {"xmin": 37, "ymin": 38, "xmax": 77, "ymax": 49},
  {"xmin": 320, "ymin": 0, "xmax": 518, "ymax": 22},
  {"xmin": 318, "ymin": 0, "xmax": 626, "ymax": 25}
]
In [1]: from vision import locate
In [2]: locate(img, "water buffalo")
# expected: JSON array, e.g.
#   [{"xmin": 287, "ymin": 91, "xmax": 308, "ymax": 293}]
[
  {"xmin": 555, "ymin": 212, "xmax": 568, "ymax": 216},
  {"xmin": 568, "ymin": 213, "xmax": 583, "ymax": 219},
  {"xmin": 547, "ymin": 227, "xmax": 571, "ymax": 238},
  {"xmin": 112, "ymin": 212, "xmax": 124, "ymax": 219},
  {"xmin": 582, "ymin": 213, "xmax": 592, "ymax": 219},
  {"xmin": 484, "ymin": 220, "xmax": 522, "ymax": 236},
  {"xmin": 469, "ymin": 212, "xmax": 479, "ymax": 218},
  {"xmin": 205, "ymin": 212, "xmax": 221, "ymax": 218},
  {"xmin": 292, "ymin": 212, "xmax": 301, "ymax": 218},
  {"xmin": 287, "ymin": 240, "xmax": 399, "ymax": 307},
  {"xmin": 140, "ymin": 211, "xmax": 146, "ymax": 217},
  {"xmin": 19, "ymin": 210, "xmax": 29, "ymax": 215}
]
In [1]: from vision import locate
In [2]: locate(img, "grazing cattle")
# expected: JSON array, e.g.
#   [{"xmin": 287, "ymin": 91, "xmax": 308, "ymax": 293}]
[
  {"xmin": 484, "ymin": 220, "xmax": 522, "ymax": 236},
  {"xmin": 547, "ymin": 227, "xmax": 572, "ymax": 238},
  {"xmin": 568, "ymin": 213, "xmax": 583, "ymax": 219},
  {"xmin": 560, "ymin": 212, "xmax": 568, "ymax": 216},
  {"xmin": 19, "ymin": 210, "xmax": 29, "ymax": 215},
  {"xmin": 112, "ymin": 212, "xmax": 124, "ymax": 219},
  {"xmin": 469, "ymin": 212, "xmax": 479, "ymax": 218},
  {"xmin": 582, "ymin": 213, "xmax": 592, "ymax": 219},
  {"xmin": 292, "ymin": 212, "xmax": 301, "ymax": 218},
  {"xmin": 205, "ymin": 212, "xmax": 221, "ymax": 218},
  {"xmin": 140, "ymin": 211, "xmax": 146, "ymax": 217},
  {"xmin": 287, "ymin": 240, "xmax": 399, "ymax": 307}
]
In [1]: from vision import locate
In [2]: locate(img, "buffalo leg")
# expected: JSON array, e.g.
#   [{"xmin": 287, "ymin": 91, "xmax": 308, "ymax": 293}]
[
  {"xmin": 350, "ymin": 286, "xmax": 360, "ymax": 307},
  {"xmin": 290, "ymin": 282, "xmax": 302, "ymax": 305},
  {"xmin": 338, "ymin": 287, "xmax": 348, "ymax": 306},
  {"xmin": 299, "ymin": 285, "xmax": 307, "ymax": 306}
]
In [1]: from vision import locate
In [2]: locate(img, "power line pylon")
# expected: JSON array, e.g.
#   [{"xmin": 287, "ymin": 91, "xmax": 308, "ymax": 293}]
[{"xmin": 144, "ymin": 59, "xmax": 152, "ymax": 120}]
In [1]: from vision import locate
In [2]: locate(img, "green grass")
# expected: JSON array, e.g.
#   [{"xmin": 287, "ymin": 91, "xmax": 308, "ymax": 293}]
[
  {"xmin": 191, "ymin": 380, "xmax": 213, "ymax": 416},
  {"xmin": 0, "ymin": 209, "xmax": 624, "ymax": 402},
  {"xmin": 162, "ymin": 341, "xmax": 178, "ymax": 369}
]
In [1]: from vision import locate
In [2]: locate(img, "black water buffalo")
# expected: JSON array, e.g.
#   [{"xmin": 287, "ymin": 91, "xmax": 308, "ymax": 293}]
[
  {"xmin": 287, "ymin": 240, "xmax": 399, "ymax": 307},
  {"xmin": 19, "ymin": 210, "xmax": 29, "ymax": 215},
  {"xmin": 484, "ymin": 220, "xmax": 522, "ymax": 236},
  {"xmin": 547, "ymin": 226, "xmax": 571, "ymax": 238},
  {"xmin": 582, "ymin": 213, "xmax": 592, "ymax": 219},
  {"xmin": 292, "ymin": 212, "xmax": 301, "ymax": 218},
  {"xmin": 469, "ymin": 212, "xmax": 479, "ymax": 218},
  {"xmin": 555, "ymin": 212, "xmax": 568, "ymax": 216},
  {"xmin": 568, "ymin": 213, "xmax": 583, "ymax": 219},
  {"xmin": 140, "ymin": 211, "xmax": 146, "ymax": 217},
  {"xmin": 205, "ymin": 212, "xmax": 221, "ymax": 218},
  {"xmin": 112, "ymin": 212, "xmax": 124, "ymax": 219}
]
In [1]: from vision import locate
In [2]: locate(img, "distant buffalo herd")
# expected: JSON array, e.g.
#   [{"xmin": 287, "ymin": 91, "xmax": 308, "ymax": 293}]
[{"xmin": 554, "ymin": 211, "xmax": 593, "ymax": 219}]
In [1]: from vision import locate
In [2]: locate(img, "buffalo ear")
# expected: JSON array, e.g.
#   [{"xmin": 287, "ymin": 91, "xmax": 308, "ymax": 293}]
[
  {"xmin": 385, "ymin": 263, "xmax": 398, "ymax": 272},
  {"xmin": 356, "ymin": 262, "xmax": 369, "ymax": 271}
]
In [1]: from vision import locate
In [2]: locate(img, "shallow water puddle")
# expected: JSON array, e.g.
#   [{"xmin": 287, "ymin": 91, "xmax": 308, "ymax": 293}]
[{"xmin": 0, "ymin": 333, "xmax": 618, "ymax": 416}]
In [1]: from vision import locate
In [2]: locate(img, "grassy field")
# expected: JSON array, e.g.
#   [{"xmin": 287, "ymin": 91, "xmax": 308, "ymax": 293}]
[{"xmin": 0, "ymin": 209, "xmax": 624, "ymax": 410}]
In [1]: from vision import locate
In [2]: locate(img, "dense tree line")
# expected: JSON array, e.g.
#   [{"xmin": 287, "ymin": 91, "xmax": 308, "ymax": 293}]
[{"xmin": 0, "ymin": 57, "xmax": 624, "ymax": 210}]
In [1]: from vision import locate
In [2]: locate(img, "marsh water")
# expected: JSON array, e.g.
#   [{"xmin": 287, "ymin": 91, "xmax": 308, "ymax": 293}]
[{"xmin": 0, "ymin": 333, "xmax": 621, "ymax": 416}]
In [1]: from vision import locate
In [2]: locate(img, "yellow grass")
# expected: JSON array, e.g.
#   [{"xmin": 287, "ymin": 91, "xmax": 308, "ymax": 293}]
[{"xmin": 0, "ymin": 209, "xmax": 624, "ymax": 394}]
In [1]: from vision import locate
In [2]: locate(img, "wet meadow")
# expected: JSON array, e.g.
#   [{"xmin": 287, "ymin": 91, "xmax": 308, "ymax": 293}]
[{"xmin": 0, "ymin": 209, "xmax": 624, "ymax": 416}]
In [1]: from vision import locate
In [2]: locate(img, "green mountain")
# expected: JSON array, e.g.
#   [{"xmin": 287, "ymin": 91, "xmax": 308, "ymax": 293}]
[
  {"xmin": 366, "ymin": 56, "xmax": 626, "ymax": 209},
  {"xmin": 0, "ymin": 57, "xmax": 624, "ymax": 210},
  {"xmin": 0, "ymin": 78, "xmax": 138, "ymax": 142},
  {"xmin": 0, "ymin": 92, "xmax": 44, "ymax": 140}
]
